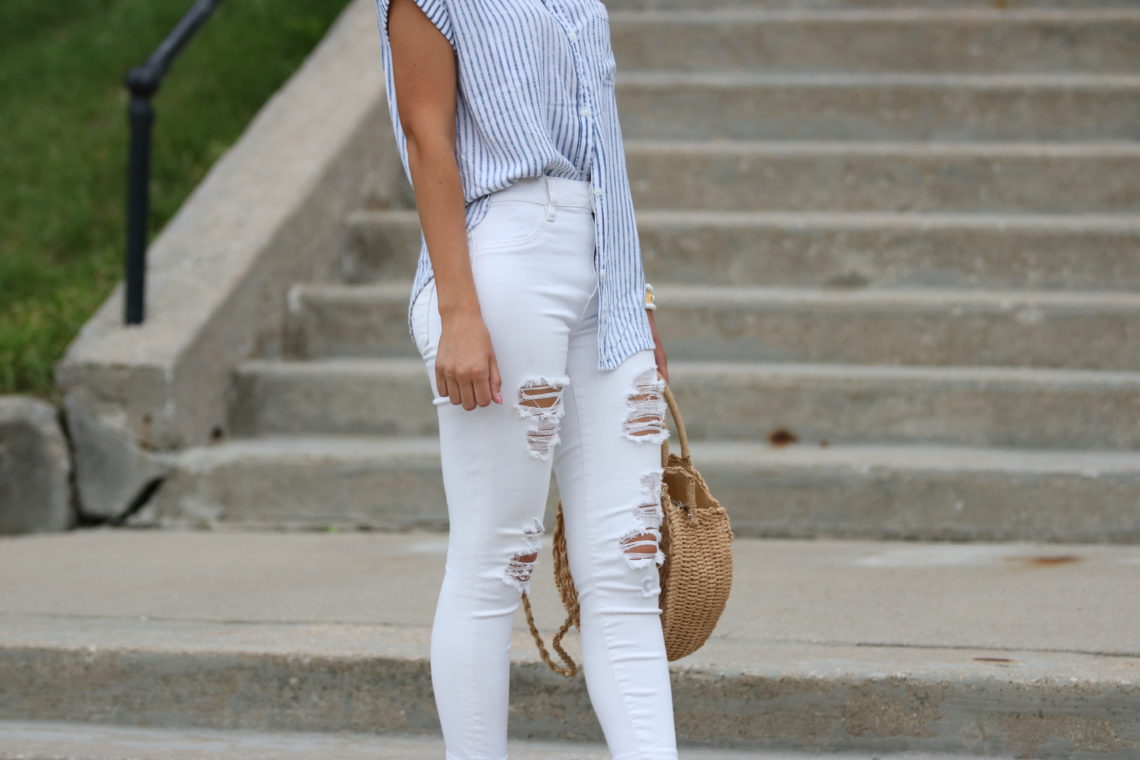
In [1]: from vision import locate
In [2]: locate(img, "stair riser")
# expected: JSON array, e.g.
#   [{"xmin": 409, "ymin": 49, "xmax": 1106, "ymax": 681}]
[
  {"xmin": 624, "ymin": 147, "xmax": 1140, "ymax": 213},
  {"xmin": 616, "ymin": 80, "xmax": 1140, "ymax": 141},
  {"xmin": 139, "ymin": 449, "xmax": 1140, "ymax": 543},
  {"xmin": 655, "ymin": 303, "xmax": 1140, "ymax": 369},
  {"xmin": 229, "ymin": 365, "xmax": 1140, "ymax": 450},
  {"xmin": 342, "ymin": 214, "xmax": 1140, "ymax": 292},
  {"xmin": 637, "ymin": 220, "xmax": 1140, "ymax": 292},
  {"xmin": 287, "ymin": 288, "xmax": 1140, "ymax": 370},
  {"xmin": 607, "ymin": 0, "xmax": 1140, "ymax": 9},
  {"xmin": 144, "ymin": 452, "xmax": 494, "ymax": 533},
  {"xmin": 4, "ymin": 646, "xmax": 1135, "ymax": 758},
  {"xmin": 285, "ymin": 292, "xmax": 412, "ymax": 360},
  {"xmin": 608, "ymin": 13, "xmax": 1140, "ymax": 74},
  {"xmin": 635, "ymin": 370, "xmax": 1140, "ymax": 450}
]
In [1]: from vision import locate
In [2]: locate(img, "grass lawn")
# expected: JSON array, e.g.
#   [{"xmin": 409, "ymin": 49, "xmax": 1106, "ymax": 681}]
[{"xmin": 0, "ymin": 0, "xmax": 353, "ymax": 403}]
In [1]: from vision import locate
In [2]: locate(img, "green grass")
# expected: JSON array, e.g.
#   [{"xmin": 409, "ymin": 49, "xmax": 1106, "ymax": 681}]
[{"xmin": 0, "ymin": 0, "xmax": 353, "ymax": 403}]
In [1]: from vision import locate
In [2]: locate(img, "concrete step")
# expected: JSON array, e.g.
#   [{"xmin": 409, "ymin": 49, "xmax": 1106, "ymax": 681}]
[
  {"xmin": 340, "ymin": 209, "xmax": 1140, "ymax": 292},
  {"xmin": 613, "ymin": 72, "xmax": 1140, "ymax": 142},
  {"xmin": 132, "ymin": 435, "xmax": 1140, "ymax": 543},
  {"xmin": 227, "ymin": 358, "xmax": 1140, "ymax": 450},
  {"xmin": 284, "ymin": 281, "xmax": 415, "ymax": 360},
  {"xmin": 285, "ymin": 281, "xmax": 1140, "ymax": 370},
  {"xmin": 607, "ymin": 8, "xmax": 1140, "ymax": 74},
  {"xmin": 622, "ymin": 140, "xmax": 1140, "ymax": 213},
  {"xmin": 0, "ymin": 720, "xmax": 908, "ymax": 760},
  {"xmin": 0, "ymin": 530, "xmax": 1135, "ymax": 759}
]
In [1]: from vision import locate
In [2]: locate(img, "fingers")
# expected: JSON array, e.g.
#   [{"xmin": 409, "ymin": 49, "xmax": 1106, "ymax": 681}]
[
  {"xmin": 461, "ymin": 379, "xmax": 478, "ymax": 409},
  {"xmin": 469, "ymin": 373, "xmax": 490, "ymax": 408},
  {"xmin": 435, "ymin": 364, "xmax": 449, "ymax": 402},
  {"xmin": 489, "ymin": 356, "xmax": 503, "ymax": 404},
  {"xmin": 467, "ymin": 353, "xmax": 500, "ymax": 407},
  {"xmin": 448, "ymin": 370, "xmax": 468, "ymax": 408},
  {"xmin": 437, "ymin": 365, "xmax": 496, "ymax": 410}
]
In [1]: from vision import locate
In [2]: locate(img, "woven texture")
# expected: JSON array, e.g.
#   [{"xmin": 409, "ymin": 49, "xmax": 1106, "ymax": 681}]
[{"xmin": 521, "ymin": 375, "xmax": 735, "ymax": 678}]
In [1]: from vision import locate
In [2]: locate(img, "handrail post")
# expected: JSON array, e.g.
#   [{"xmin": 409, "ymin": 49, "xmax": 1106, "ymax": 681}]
[
  {"xmin": 124, "ymin": 93, "xmax": 154, "ymax": 325},
  {"xmin": 120, "ymin": 0, "xmax": 225, "ymax": 326}
]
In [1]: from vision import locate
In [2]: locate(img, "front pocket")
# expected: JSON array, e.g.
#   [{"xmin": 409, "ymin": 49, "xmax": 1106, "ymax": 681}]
[{"xmin": 467, "ymin": 199, "xmax": 549, "ymax": 254}]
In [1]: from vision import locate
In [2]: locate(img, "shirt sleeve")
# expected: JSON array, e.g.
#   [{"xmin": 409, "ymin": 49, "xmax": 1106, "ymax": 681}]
[{"xmin": 376, "ymin": 0, "xmax": 456, "ymax": 49}]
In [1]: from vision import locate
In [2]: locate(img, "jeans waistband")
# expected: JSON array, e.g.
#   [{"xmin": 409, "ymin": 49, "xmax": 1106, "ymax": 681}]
[{"xmin": 489, "ymin": 174, "xmax": 595, "ymax": 212}]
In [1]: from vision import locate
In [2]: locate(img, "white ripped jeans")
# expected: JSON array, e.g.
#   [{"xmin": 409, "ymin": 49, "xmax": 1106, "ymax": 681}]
[{"xmin": 409, "ymin": 175, "xmax": 679, "ymax": 760}]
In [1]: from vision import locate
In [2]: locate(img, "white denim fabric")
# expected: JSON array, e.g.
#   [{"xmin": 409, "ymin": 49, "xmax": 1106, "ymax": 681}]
[
  {"xmin": 409, "ymin": 175, "xmax": 678, "ymax": 760},
  {"xmin": 374, "ymin": 0, "xmax": 658, "ymax": 371}
]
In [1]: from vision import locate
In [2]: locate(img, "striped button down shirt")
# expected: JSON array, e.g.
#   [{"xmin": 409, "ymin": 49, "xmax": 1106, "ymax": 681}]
[{"xmin": 373, "ymin": 0, "xmax": 656, "ymax": 371}]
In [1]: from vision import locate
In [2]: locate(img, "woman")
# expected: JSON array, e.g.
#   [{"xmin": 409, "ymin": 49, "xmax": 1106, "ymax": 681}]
[{"xmin": 374, "ymin": 0, "xmax": 677, "ymax": 757}]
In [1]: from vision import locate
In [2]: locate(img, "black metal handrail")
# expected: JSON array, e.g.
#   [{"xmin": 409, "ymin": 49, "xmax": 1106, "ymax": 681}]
[{"xmin": 122, "ymin": 0, "xmax": 225, "ymax": 325}]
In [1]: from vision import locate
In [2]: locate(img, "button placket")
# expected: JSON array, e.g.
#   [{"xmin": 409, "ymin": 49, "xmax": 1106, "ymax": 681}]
[
  {"xmin": 542, "ymin": 0, "xmax": 610, "ymax": 297},
  {"xmin": 541, "ymin": 0, "xmax": 597, "ymax": 133}
]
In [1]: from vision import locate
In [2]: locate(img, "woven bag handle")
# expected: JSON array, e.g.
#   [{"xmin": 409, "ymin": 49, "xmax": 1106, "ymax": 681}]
[
  {"xmin": 521, "ymin": 592, "xmax": 579, "ymax": 677},
  {"xmin": 658, "ymin": 371, "xmax": 690, "ymax": 467}
]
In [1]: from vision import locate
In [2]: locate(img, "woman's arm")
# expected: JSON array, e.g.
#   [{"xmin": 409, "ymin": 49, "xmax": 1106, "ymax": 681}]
[{"xmin": 387, "ymin": 0, "xmax": 503, "ymax": 409}]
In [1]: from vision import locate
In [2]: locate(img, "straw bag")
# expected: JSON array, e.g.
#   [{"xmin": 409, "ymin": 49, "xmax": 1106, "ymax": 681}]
[{"xmin": 520, "ymin": 372, "xmax": 735, "ymax": 677}]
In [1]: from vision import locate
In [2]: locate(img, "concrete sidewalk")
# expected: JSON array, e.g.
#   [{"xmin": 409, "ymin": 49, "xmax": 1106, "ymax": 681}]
[
  {"xmin": 1, "ymin": 528, "xmax": 1137, "ymax": 758},
  {"xmin": 0, "ymin": 720, "xmax": 1013, "ymax": 760}
]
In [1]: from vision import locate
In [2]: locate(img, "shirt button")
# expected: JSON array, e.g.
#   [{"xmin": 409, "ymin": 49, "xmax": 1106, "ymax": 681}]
[
  {"xmin": 599, "ymin": 268, "xmax": 606, "ymax": 277},
  {"xmin": 580, "ymin": 106, "xmax": 591, "ymax": 117},
  {"xmin": 593, "ymin": 187, "xmax": 603, "ymax": 196},
  {"xmin": 567, "ymin": 30, "xmax": 577, "ymax": 41}
]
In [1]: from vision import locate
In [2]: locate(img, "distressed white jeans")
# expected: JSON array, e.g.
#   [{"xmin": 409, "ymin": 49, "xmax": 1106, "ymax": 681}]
[{"xmin": 409, "ymin": 174, "xmax": 678, "ymax": 760}]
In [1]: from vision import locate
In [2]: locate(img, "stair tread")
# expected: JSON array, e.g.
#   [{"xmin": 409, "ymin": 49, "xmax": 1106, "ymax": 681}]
[
  {"xmin": 623, "ymin": 137, "xmax": 1140, "ymax": 156},
  {"xmin": 236, "ymin": 356, "xmax": 1140, "ymax": 384},
  {"xmin": 171, "ymin": 434, "xmax": 1140, "ymax": 473},
  {"xmin": 617, "ymin": 69, "xmax": 1140, "ymax": 87},
  {"xmin": 609, "ymin": 6, "xmax": 1140, "ymax": 21},
  {"xmin": 351, "ymin": 206, "xmax": 1140, "ymax": 228},
  {"xmin": 294, "ymin": 280, "xmax": 1140, "ymax": 309}
]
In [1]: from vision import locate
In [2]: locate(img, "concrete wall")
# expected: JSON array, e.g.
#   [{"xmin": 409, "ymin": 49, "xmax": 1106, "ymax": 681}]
[{"xmin": 52, "ymin": 0, "xmax": 399, "ymax": 519}]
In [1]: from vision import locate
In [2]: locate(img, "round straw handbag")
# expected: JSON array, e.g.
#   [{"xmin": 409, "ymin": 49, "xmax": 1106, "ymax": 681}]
[{"xmin": 521, "ymin": 372, "xmax": 735, "ymax": 677}]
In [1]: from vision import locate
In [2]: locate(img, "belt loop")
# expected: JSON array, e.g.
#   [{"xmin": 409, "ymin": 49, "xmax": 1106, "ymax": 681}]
[{"xmin": 544, "ymin": 175, "xmax": 556, "ymax": 221}]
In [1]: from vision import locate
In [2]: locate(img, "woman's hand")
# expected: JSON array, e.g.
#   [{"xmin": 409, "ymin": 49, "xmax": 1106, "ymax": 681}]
[
  {"xmin": 647, "ymin": 308, "xmax": 668, "ymax": 384},
  {"xmin": 435, "ymin": 304, "xmax": 504, "ymax": 410}
]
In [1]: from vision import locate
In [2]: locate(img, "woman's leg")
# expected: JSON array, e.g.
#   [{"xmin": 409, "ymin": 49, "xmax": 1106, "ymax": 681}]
[
  {"xmin": 411, "ymin": 188, "xmax": 599, "ymax": 760},
  {"xmin": 553, "ymin": 290, "xmax": 680, "ymax": 760}
]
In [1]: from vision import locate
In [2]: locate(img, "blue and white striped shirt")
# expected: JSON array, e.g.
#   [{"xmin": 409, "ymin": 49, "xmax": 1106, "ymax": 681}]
[{"xmin": 373, "ymin": 0, "xmax": 656, "ymax": 371}]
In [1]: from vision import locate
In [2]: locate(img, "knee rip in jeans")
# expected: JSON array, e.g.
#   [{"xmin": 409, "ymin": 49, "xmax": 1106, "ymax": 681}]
[
  {"xmin": 623, "ymin": 367, "xmax": 670, "ymax": 444},
  {"xmin": 503, "ymin": 516, "xmax": 544, "ymax": 593},
  {"xmin": 514, "ymin": 374, "xmax": 570, "ymax": 461},
  {"xmin": 618, "ymin": 468, "xmax": 667, "ymax": 592}
]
